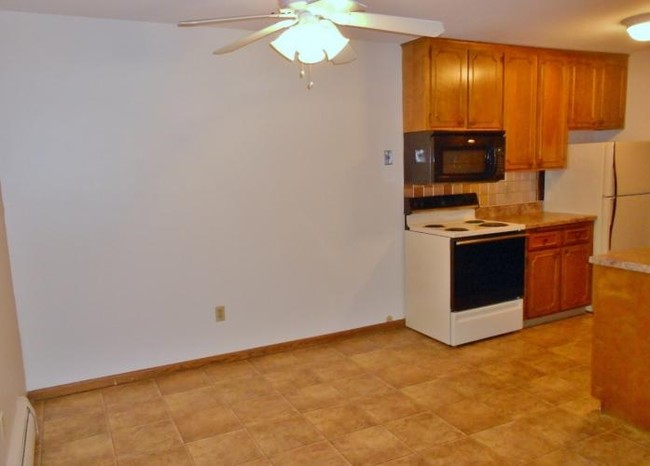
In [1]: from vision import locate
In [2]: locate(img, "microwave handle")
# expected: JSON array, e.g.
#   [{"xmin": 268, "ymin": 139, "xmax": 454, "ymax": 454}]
[
  {"xmin": 485, "ymin": 148, "xmax": 497, "ymax": 173},
  {"xmin": 487, "ymin": 147, "xmax": 504, "ymax": 176}
]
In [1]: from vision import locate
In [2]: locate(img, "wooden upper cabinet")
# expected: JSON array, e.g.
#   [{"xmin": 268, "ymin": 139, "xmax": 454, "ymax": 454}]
[
  {"xmin": 402, "ymin": 38, "xmax": 628, "ymax": 170},
  {"xmin": 429, "ymin": 43, "xmax": 468, "ymax": 128},
  {"xmin": 467, "ymin": 46, "xmax": 504, "ymax": 129},
  {"xmin": 600, "ymin": 56, "xmax": 628, "ymax": 129},
  {"xmin": 402, "ymin": 38, "xmax": 503, "ymax": 132},
  {"xmin": 402, "ymin": 39, "xmax": 430, "ymax": 133},
  {"xmin": 503, "ymin": 48, "xmax": 568, "ymax": 170},
  {"xmin": 568, "ymin": 57, "xmax": 599, "ymax": 128},
  {"xmin": 536, "ymin": 51, "xmax": 569, "ymax": 169},
  {"xmin": 568, "ymin": 53, "xmax": 628, "ymax": 130},
  {"xmin": 503, "ymin": 48, "xmax": 538, "ymax": 171}
]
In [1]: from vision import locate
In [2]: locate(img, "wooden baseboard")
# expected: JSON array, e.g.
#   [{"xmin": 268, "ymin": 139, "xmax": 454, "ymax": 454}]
[{"xmin": 28, "ymin": 318, "xmax": 405, "ymax": 401}]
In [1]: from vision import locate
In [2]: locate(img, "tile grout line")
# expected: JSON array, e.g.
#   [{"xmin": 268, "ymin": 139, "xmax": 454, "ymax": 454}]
[
  {"xmin": 152, "ymin": 376, "xmax": 199, "ymax": 466},
  {"xmin": 37, "ymin": 316, "xmax": 650, "ymax": 465},
  {"xmin": 249, "ymin": 347, "xmax": 343, "ymax": 464},
  {"xmin": 99, "ymin": 389, "xmax": 119, "ymax": 466},
  {"xmin": 200, "ymin": 358, "xmax": 276, "ymax": 464}
]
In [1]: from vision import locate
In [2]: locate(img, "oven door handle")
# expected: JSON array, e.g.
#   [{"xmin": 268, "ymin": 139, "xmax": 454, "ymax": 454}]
[{"xmin": 455, "ymin": 233, "xmax": 526, "ymax": 246}]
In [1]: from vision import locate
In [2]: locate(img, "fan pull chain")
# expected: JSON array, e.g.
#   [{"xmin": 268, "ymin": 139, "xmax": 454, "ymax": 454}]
[{"xmin": 299, "ymin": 63, "xmax": 315, "ymax": 90}]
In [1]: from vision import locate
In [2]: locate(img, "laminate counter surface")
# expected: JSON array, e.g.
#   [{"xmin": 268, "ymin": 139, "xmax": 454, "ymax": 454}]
[
  {"xmin": 480, "ymin": 210, "xmax": 596, "ymax": 230},
  {"xmin": 590, "ymin": 248, "xmax": 650, "ymax": 274}
]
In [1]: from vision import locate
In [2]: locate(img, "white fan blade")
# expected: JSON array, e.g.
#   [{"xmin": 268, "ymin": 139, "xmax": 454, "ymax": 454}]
[
  {"xmin": 214, "ymin": 19, "xmax": 297, "ymax": 55},
  {"xmin": 331, "ymin": 43, "xmax": 356, "ymax": 64},
  {"xmin": 330, "ymin": 12, "xmax": 444, "ymax": 37},
  {"xmin": 307, "ymin": 0, "xmax": 367, "ymax": 14},
  {"xmin": 178, "ymin": 13, "xmax": 294, "ymax": 27}
]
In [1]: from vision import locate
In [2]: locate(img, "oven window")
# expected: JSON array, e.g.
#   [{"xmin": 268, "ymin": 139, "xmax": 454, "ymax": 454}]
[
  {"xmin": 451, "ymin": 235, "xmax": 525, "ymax": 311},
  {"xmin": 441, "ymin": 149, "xmax": 487, "ymax": 175}
]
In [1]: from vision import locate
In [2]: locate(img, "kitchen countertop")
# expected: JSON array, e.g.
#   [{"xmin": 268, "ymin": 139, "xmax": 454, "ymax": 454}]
[
  {"xmin": 589, "ymin": 248, "xmax": 650, "ymax": 274},
  {"xmin": 477, "ymin": 203, "xmax": 596, "ymax": 229}
]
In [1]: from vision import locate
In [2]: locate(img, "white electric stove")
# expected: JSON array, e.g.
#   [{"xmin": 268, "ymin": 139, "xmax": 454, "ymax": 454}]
[{"xmin": 405, "ymin": 194, "xmax": 526, "ymax": 346}]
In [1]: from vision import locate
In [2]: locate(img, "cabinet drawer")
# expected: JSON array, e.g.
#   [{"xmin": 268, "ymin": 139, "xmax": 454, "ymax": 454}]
[
  {"xmin": 563, "ymin": 225, "xmax": 592, "ymax": 245},
  {"xmin": 528, "ymin": 231, "xmax": 562, "ymax": 250}
]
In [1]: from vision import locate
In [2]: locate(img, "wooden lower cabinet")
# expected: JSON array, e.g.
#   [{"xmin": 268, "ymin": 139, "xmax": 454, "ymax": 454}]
[
  {"xmin": 561, "ymin": 243, "xmax": 592, "ymax": 309},
  {"xmin": 524, "ymin": 222, "xmax": 593, "ymax": 320},
  {"xmin": 526, "ymin": 248, "xmax": 562, "ymax": 318}
]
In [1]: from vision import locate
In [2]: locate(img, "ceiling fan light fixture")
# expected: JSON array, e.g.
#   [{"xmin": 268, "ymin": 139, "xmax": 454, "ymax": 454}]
[
  {"xmin": 270, "ymin": 16, "xmax": 349, "ymax": 64},
  {"xmin": 270, "ymin": 26, "xmax": 299, "ymax": 61},
  {"xmin": 319, "ymin": 20, "xmax": 350, "ymax": 60},
  {"xmin": 622, "ymin": 13, "xmax": 650, "ymax": 41}
]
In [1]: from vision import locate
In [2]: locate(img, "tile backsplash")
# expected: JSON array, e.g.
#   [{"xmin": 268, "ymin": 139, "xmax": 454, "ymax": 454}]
[{"xmin": 404, "ymin": 171, "xmax": 539, "ymax": 207}]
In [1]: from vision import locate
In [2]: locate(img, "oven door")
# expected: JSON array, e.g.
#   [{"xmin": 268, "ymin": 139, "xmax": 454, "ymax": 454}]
[{"xmin": 451, "ymin": 233, "xmax": 525, "ymax": 311}]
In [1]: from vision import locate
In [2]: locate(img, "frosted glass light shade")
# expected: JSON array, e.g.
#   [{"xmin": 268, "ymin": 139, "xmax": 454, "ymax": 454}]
[
  {"xmin": 270, "ymin": 26, "xmax": 301, "ymax": 61},
  {"xmin": 622, "ymin": 13, "xmax": 650, "ymax": 41},
  {"xmin": 319, "ymin": 20, "xmax": 349, "ymax": 59},
  {"xmin": 271, "ymin": 18, "xmax": 349, "ymax": 64}
]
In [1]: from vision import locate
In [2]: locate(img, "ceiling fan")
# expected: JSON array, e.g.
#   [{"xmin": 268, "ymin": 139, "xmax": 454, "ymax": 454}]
[{"xmin": 178, "ymin": 0, "xmax": 445, "ymax": 67}]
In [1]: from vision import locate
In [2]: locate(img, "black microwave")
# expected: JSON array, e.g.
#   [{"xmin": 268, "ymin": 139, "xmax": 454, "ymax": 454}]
[{"xmin": 404, "ymin": 130, "xmax": 505, "ymax": 184}]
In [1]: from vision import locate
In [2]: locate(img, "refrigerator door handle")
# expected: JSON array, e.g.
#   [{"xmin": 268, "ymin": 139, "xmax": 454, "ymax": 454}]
[
  {"xmin": 608, "ymin": 145, "xmax": 618, "ymax": 252},
  {"xmin": 609, "ymin": 196, "xmax": 617, "ymax": 252},
  {"xmin": 613, "ymin": 143, "xmax": 618, "ymax": 198}
]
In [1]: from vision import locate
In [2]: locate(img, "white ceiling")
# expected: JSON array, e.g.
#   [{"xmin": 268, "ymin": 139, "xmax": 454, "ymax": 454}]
[{"xmin": 1, "ymin": 0, "xmax": 649, "ymax": 54}]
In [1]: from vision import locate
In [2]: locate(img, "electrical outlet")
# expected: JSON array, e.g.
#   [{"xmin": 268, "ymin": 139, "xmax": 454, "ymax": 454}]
[{"xmin": 215, "ymin": 305, "xmax": 226, "ymax": 322}]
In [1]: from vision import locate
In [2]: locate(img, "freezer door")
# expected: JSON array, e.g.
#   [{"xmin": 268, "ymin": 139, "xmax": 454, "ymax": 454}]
[
  {"xmin": 608, "ymin": 193, "xmax": 650, "ymax": 252},
  {"xmin": 613, "ymin": 142, "xmax": 650, "ymax": 196},
  {"xmin": 545, "ymin": 143, "xmax": 609, "ymax": 211}
]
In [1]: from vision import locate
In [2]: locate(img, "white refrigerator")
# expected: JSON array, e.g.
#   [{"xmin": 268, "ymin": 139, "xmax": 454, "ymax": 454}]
[{"xmin": 545, "ymin": 141, "xmax": 650, "ymax": 255}]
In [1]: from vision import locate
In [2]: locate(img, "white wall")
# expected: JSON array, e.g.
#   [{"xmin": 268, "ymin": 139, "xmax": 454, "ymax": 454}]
[
  {"xmin": 0, "ymin": 187, "xmax": 27, "ymax": 463},
  {"xmin": 0, "ymin": 12, "xmax": 405, "ymax": 390},
  {"xmin": 617, "ymin": 49, "xmax": 650, "ymax": 141}
]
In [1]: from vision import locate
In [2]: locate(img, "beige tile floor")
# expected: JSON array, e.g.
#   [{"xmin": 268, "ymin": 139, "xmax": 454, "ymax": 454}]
[{"xmin": 33, "ymin": 315, "xmax": 650, "ymax": 465}]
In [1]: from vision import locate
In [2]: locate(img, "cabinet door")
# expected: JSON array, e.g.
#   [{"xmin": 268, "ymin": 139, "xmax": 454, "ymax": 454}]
[
  {"xmin": 402, "ymin": 39, "xmax": 431, "ymax": 132},
  {"xmin": 568, "ymin": 54, "xmax": 628, "ymax": 130},
  {"xmin": 599, "ymin": 57, "xmax": 628, "ymax": 129},
  {"xmin": 568, "ymin": 57, "xmax": 600, "ymax": 129},
  {"xmin": 467, "ymin": 46, "xmax": 504, "ymax": 129},
  {"xmin": 525, "ymin": 248, "xmax": 562, "ymax": 319},
  {"xmin": 504, "ymin": 48, "xmax": 538, "ymax": 170},
  {"xmin": 561, "ymin": 243, "xmax": 593, "ymax": 309},
  {"xmin": 537, "ymin": 53, "xmax": 569, "ymax": 169},
  {"xmin": 429, "ymin": 44, "xmax": 468, "ymax": 129}
]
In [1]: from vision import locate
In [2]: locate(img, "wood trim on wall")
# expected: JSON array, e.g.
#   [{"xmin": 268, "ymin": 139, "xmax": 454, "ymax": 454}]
[{"xmin": 28, "ymin": 319, "xmax": 406, "ymax": 401}]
